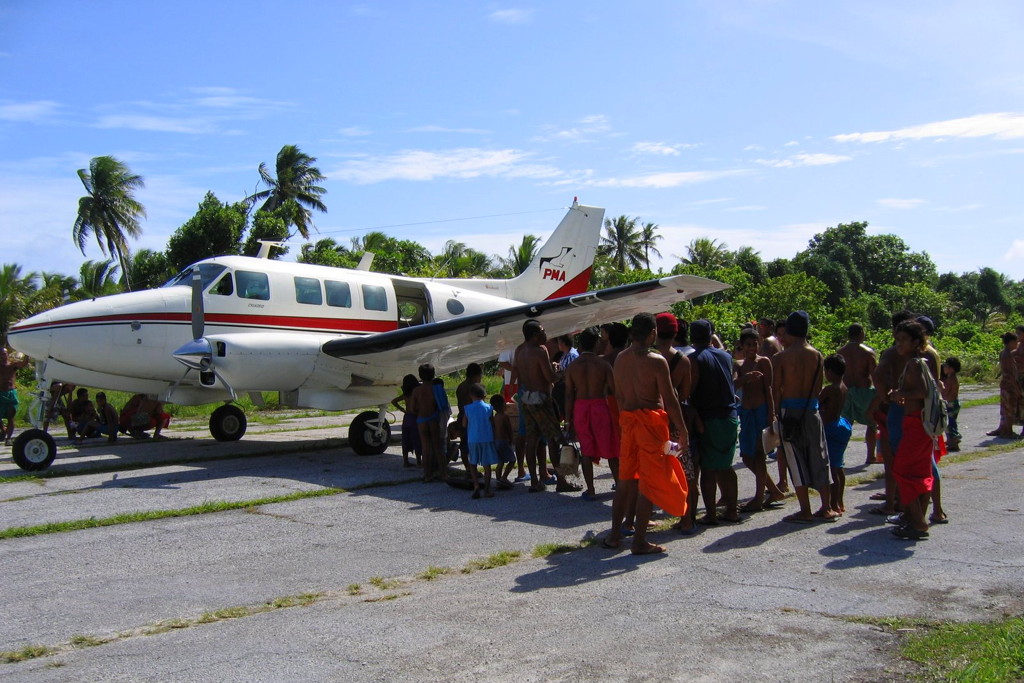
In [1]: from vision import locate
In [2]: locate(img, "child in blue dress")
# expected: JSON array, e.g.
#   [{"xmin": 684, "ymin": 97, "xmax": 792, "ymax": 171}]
[{"xmin": 463, "ymin": 384, "xmax": 499, "ymax": 498}]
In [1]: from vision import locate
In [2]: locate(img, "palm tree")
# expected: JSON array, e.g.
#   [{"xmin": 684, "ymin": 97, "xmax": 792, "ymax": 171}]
[
  {"xmin": 679, "ymin": 237, "xmax": 731, "ymax": 270},
  {"xmin": 247, "ymin": 144, "xmax": 327, "ymax": 240},
  {"xmin": 638, "ymin": 221, "xmax": 663, "ymax": 269},
  {"xmin": 0, "ymin": 264, "xmax": 37, "ymax": 347},
  {"xmin": 433, "ymin": 241, "xmax": 493, "ymax": 277},
  {"xmin": 76, "ymin": 260, "xmax": 122, "ymax": 299},
  {"xmin": 499, "ymin": 234, "xmax": 542, "ymax": 276},
  {"xmin": 72, "ymin": 156, "xmax": 146, "ymax": 291},
  {"xmin": 29, "ymin": 271, "xmax": 77, "ymax": 312},
  {"xmin": 599, "ymin": 215, "xmax": 644, "ymax": 271}
]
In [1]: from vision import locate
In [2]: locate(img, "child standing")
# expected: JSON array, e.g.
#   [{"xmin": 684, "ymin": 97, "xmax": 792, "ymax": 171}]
[
  {"xmin": 391, "ymin": 374, "xmax": 422, "ymax": 468},
  {"xmin": 490, "ymin": 394, "xmax": 516, "ymax": 489},
  {"xmin": 941, "ymin": 357, "xmax": 961, "ymax": 452},
  {"xmin": 464, "ymin": 384, "xmax": 499, "ymax": 498},
  {"xmin": 820, "ymin": 354, "xmax": 853, "ymax": 515}
]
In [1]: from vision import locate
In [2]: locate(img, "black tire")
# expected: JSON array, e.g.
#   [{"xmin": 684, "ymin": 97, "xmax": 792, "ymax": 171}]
[
  {"xmin": 210, "ymin": 404, "xmax": 247, "ymax": 442},
  {"xmin": 349, "ymin": 410, "xmax": 391, "ymax": 455},
  {"xmin": 13, "ymin": 429, "xmax": 57, "ymax": 471}
]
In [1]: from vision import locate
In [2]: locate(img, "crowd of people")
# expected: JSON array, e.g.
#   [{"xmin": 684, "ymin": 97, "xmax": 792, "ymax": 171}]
[{"xmin": 391, "ymin": 312, "xmax": 1024, "ymax": 553}]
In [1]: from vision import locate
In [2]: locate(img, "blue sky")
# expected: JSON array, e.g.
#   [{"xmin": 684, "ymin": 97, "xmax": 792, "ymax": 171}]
[{"xmin": 2, "ymin": 0, "xmax": 1023, "ymax": 283}]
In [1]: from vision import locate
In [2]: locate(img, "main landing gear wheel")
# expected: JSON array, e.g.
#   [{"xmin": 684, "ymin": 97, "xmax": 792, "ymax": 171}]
[
  {"xmin": 210, "ymin": 404, "xmax": 247, "ymax": 442},
  {"xmin": 12, "ymin": 429, "xmax": 57, "ymax": 471},
  {"xmin": 349, "ymin": 411, "xmax": 391, "ymax": 455}
]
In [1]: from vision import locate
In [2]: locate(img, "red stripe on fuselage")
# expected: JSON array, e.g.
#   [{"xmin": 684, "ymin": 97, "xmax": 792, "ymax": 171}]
[
  {"xmin": 544, "ymin": 267, "xmax": 593, "ymax": 300},
  {"xmin": 11, "ymin": 312, "xmax": 398, "ymax": 335}
]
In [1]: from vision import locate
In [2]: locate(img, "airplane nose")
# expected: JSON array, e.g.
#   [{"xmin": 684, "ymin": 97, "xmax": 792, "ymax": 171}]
[{"xmin": 8, "ymin": 313, "xmax": 53, "ymax": 360}]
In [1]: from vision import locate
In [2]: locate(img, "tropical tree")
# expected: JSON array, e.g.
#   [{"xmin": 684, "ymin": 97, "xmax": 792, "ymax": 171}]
[
  {"xmin": 165, "ymin": 192, "xmax": 247, "ymax": 273},
  {"xmin": 77, "ymin": 260, "xmax": 122, "ymax": 299},
  {"xmin": 679, "ymin": 237, "xmax": 731, "ymax": 270},
  {"xmin": 298, "ymin": 238, "xmax": 361, "ymax": 269},
  {"xmin": 241, "ymin": 207, "xmax": 291, "ymax": 259},
  {"xmin": 72, "ymin": 155, "xmax": 146, "ymax": 291},
  {"xmin": 247, "ymin": 144, "xmax": 327, "ymax": 240},
  {"xmin": 432, "ymin": 241, "xmax": 493, "ymax": 277},
  {"xmin": 497, "ymin": 234, "xmax": 543, "ymax": 276},
  {"xmin": 125, "ymin": 249, "xmax": 175, "ymax": 290},
  {"xmin": 599, "ymin": 215, "xmax": 644, "ymax": 272},
  {"xmin": 733, "ymin": 246, "xmax": 767, "ymax": 286},
  {"xmin": 0, "ymin": 264, "xmax": 36, "ymax": 347},
  {"xmin": 638, "ymin": 221, "xmax": 663, "ymax": 269},
  {"xmin": 348, "ymin": 232, "xmax": 431, "ymax": 275},
  {"xmin": 29, "ymin": 271, "xmax": 77, "ymax": 312}
]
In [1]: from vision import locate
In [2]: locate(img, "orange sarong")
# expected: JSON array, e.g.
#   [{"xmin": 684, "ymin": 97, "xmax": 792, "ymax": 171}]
[{"xmin": 619, "ymin": 409, "xmax": 689, "ymax": 517}]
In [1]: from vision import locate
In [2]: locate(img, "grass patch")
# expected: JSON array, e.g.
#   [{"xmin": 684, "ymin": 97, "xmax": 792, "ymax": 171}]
[
  {"xmin": 68, "ymin": 634, "xmax": 108, "ymax": 648},
  {"xmin": 417, "ymin": 566, "xmax": 451, "ymax": 581},
  {"xmin": 1, "ymin": 644, "xmax": 56, "ymax": 663},
  {"xmin": 462, "ymin": 550, "xmax": 522, "ymax": 573},
  {"xmin": 900, "ymin": 615, "xmax": 1024, "ymax": 681},
  {"xmin": 0, "ymin": 476, "xmax": 417, "ymax": 540},
  {"xmin": 960, "ymin": 395, "xmax": 1000, "ymax": 409},
  {"xmin": 368, "ymin": 576, "xmax": 403, "ymax": 591},
  {"xmin": 532, "ymin": 542, "xmax": 579, "ymax": 558},
  {"xmin": 347, "ymin": 583, "xmax": 362, "ymax": 596}
]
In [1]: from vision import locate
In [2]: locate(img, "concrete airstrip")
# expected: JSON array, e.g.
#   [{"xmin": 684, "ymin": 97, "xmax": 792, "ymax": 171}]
[{"xmin": 1, "ymin": 389, "xmax": 1021, "ymax": 681}]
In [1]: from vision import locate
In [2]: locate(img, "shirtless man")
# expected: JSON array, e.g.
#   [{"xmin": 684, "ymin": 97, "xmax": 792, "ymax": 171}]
[
  {"xmin": 837, "ymin": 323, "xmax": 878, "ymax": 465},
  {"xmin": 565, "ymin": 327, "xmax": 616, "ymax": 499},
  {"xmin": 772, "ymin": 311, "xmax": 837, "ymax": 523},
  {"xmin": 0, "ymin": 348, "xmax": 31, "ymax": 445},
  {"xmin": 409, "ymin": 363, "xmax": 444, "ymax": 482},
  {"xmin": 516, "ymin": 320, "xmax": 570, "ymax": 493},
  {"xmin": 757, "ymin": 318, "xmax": 783, "ymax": 359},
  {"xmin": 869, "ymin": 310, "xmax": 916, "ymax": 515},
  {"xmin": 653, "ymin": 313, "xmax": 699, "ymax": 531},
  {"xmin": 735, "ymin": 328, "xmax": 786, "ymax": 512},
  {"xmin": 603, "ymin": 313, "xmax": 689, "ymax": 554}
]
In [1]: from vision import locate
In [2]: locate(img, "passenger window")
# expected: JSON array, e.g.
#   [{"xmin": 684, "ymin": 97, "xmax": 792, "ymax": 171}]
[
  {"xmin": 236, "ymin": 271, "xmax": 270, "ymax": 300},
  {"xmin": 294, "ymin": 277, "xmax": 322, "ymax": 305},
  {"xmin": 362, "ymin": 284, "xmax": 388, "ymax": 312},
  {"xmin": 211, "ymin": 273, "xmax": 234, "ymax": 296},
  {"xmin": 325, "ymin": 280, "xmax": 352, "ymax": 308}
]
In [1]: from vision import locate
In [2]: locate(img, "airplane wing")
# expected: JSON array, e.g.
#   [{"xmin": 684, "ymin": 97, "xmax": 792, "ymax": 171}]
[{"xmin": 321, "ymin": 274, "xmax": 729, "ymax": 379}]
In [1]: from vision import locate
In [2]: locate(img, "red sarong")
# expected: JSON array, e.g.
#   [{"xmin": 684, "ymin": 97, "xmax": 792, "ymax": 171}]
[
  {"xmin": 892, "ymin": 411, "xmax": 934, "ymax": 505},
  {"xmin": 619, "ymin": 409, "xmax": 688, "ymax": 517}
]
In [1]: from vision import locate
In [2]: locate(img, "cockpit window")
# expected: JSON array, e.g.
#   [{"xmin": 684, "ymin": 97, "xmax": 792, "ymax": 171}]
[
  {"xmin": 236, "ymin": 271, "xmax": 270, "ymax": 300},
  {"xmin": 211, "ymin": 273, "xmax": 234, "ymax": 296},
  {"xmin": 162, "ymin": 264, "xmax": 227, "ymax": 290}
]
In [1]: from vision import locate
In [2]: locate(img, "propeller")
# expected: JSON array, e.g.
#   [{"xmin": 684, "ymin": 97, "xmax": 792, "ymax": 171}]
[{"xmin": 190, "ymin": 266, "xmax": 205, "ymax": 340}]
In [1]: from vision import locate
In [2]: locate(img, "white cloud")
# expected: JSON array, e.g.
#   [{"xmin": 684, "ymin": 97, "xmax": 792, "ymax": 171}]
[
  {"xmin": 0, "ymin": 100, "xmax": 61, "ymax": 122},
  {"xmin": 489, "ymin": 9, "xmax": 533, "ymax": 24},
  {"xmin": 328, "ymin": 148, "xmax": 562, "ymax": 184},
  {"xmin": 832, "ymin": 112, "xmax": 1024, "ymax": 143},
  {"xmin": 877, "ymin": 198, "xmax": 925, "ymax": 209},
  {"xmin": 535, "ymin": 114, "xmax": 612, "ymax": 142},
  {"xmin": 631, "ymin": 141, "xmax": 694, "ymax": 156},
  {"xmin": 407, "ymin": 125, "xmax": 491, "ymax": 135},
  {"xmin": 756, "ymin": 153, "xmax": 852, "ymax": 168},
  {"xmin": 1005, "ymin": 240, "xmax": 1024, "ymax": 262},
  {"xmin": 338, "ymin": 126, "xmax": 372, "ymax": 137},
  {"xmin": 589, "ymin": 169, "xmax": 745, "ymax": 189},
  {"xmin": 94, "ymin": 114, "xmax": 214, "ymax": 134}
]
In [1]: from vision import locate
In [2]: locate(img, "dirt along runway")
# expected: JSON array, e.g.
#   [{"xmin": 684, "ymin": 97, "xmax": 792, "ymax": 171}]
[{"xmin": 1, "ymin": 389, "xmax": 1021, "ymax": 681}]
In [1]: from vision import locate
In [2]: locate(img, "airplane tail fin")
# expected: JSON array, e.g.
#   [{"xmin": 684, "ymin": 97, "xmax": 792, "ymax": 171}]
[{"xmin": 436, "ymin": 199, "xmax": 604, "ymax": 303}]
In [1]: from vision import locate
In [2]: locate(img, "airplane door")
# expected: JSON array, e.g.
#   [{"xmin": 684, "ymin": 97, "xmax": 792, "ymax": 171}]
[{"xmin": 393, "ymin": 281, "xmax": 431, "ymax": 328}]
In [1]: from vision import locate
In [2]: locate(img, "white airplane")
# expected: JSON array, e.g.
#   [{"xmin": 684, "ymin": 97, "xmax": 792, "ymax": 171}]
[{"xmin": 8, "ymin": 199, "xmax": 729, "ymax": 471}]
